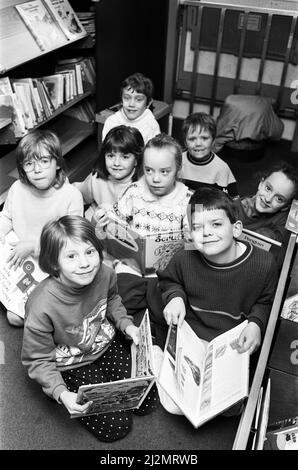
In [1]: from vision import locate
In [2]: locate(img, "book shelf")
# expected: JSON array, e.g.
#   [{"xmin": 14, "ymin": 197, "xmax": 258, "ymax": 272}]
[{"xmin": 0, "ymin": 0, "xmax": 97, "ymax": 206}]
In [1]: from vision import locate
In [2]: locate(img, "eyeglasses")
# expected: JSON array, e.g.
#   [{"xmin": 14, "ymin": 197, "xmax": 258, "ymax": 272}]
[{"xmin": 22, "ymin": 156, "xmax": 52, "ymax": 173}]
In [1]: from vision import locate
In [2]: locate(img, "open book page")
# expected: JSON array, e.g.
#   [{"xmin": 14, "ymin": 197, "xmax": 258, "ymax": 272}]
[
  {"xmin": 0, "ymin": 231, "xmax": 48, "ymax": 318},
  {"xmin": 74, "ymin": 311, "xmax": 155, "ymax": 418},
  {"xmin": 196, "ymin": 320, "xmax": 249, "ymax": 425},
  {"xmin": 280, "ymin": 294, "xmax": 298, "ymax": 322},
  {"xmin": 158, "ymin": 322, "xmax": 207, "ymax": 424},
  {"xmin": 158, "ymin": 320, "xmax": 249, "ymax": 428}
]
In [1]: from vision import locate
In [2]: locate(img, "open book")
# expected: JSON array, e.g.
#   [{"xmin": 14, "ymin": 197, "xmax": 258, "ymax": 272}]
[
  {"xmin": 72, "ymin": 310, "xmax": 156, "ymax": 418},
  {"xmin": 158, "ymin": 320, "xmax": 249, "ymax": 428},
  {"xmin": 97, "ymin": 212, "xmax": 186, "ymax": 276},
  {"xmin": 0, "ymin": 232, "xmax": 48, "ymax": 318}
]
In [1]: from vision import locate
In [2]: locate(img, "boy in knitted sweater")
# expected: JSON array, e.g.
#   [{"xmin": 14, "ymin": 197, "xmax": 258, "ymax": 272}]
[
  {"xmin": 150, "ymin": 187, "xmax": 278, "ymax": 416},
  {"xmin": 150, "ymin": 186, "xmax": 278, "ymax": 351}
]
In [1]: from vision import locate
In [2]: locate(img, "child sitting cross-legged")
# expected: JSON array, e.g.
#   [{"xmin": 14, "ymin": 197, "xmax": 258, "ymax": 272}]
[
  {"xmin": 149, "ymin": 187, "xmax": 278, "ymax": 416},
  {"xmin": 21, "ymin": 215, "xmax": 158, "ymax": 443}
]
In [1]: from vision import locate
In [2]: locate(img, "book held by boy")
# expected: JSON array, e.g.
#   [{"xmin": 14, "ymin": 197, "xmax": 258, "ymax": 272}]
[
  {"xmin": 72, "ymin": 310, "xmax": 156, "ymax": 418},
  {"xmin": 158, "ymin": 320, "xmax": 250, "ymax": 428},
  {"xmin": 97, "ymin": 212, "xmax": 186, "ymax": 276},
  {"xmin": 15, "ymin": 0, "xmax": 67, "ymax": 52},
  {"xmin": 0, "ymin": 231, "xmax": 48, "ymax": 319}
]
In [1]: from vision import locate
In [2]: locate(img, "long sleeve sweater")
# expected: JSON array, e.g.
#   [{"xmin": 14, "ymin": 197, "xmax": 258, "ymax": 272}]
[
  {"xmin": 179, "ymin": 151, "xmax": 238, "ymax": 197},
  {"xmin": 21, "ymin": 264, "xmax": 133, "ymax": 402},
  {"xmin": 157, "ymin": 242, "xmax": 278, "ymax": 342},
  {"xmin": 0, "ymin": 180, "xmax": 84, "ymax": 250},
  {"xmin": 102, "ymin": 108, "xmax": 160, "ymax": 144}
]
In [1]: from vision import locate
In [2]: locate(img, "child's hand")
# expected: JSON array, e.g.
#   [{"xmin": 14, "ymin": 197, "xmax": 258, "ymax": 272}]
[
  {"xmin": 60, "ymin": 390, "xmax": 93, "ymax": 416},
  {"xmin": 125, "ymin": 324, "xmax": 139, "ymax": 345},
  {"xmin": 6, "ymin": 240, "xmax": 35, "ymax": 269},
  {"xmin": 236, "ymin": 322, "xmax": 261, "ymax": 355},
  {"xmin": 163, "ymin": 297, "xmax": 186, "ymax": 327}
]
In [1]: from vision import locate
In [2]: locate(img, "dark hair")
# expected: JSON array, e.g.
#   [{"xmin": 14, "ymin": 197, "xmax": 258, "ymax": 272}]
[
  {"xmin": 120, "ymin": 72, "xmax": 154, "ymax": 105},
  {"xmin": 188, "ymin": 187, "xmax": 238, "ymax": 227},
  {"xmin": 144, "ymin": 133, "xmax": 182, "ymax": 172},
  {"xmin": 93, "ymin": 125, "xmax": 144, "ymax": 180},
  {"xmin": 16, "ymin": 130, "xmax": 66, "ymax": 188},
  {"xmin": 182, "ymin": 112, "xmax": 217, "ymax": 142},
  {"xmin": 39, "ymin": 215, "xmax": 103, "ymax": 277},
  {"xmin": 258, "ymin": 161, "xmax": 298, "ymax": 200}
]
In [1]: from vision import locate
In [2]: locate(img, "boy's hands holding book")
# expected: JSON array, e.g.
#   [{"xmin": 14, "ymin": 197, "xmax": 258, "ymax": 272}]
[
  {"xmin": 125, "ymin": 324, "xmax": 139, "ymax": 345},
  {"xmin": 236, "ymin": 322, "xmax": 261, "ymax": 355},
  {"xmin": 60, "ymin": 390, "xmax": 92, "ymax": 416},
  {"xmin": 163, "ymin": 297, "xmax": 186, "ymax": 327}
]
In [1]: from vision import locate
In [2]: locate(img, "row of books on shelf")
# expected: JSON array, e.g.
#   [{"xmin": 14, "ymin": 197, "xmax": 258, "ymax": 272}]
[
  {"xmin": 14, "ymin": 0, "xmax": 89, "ymax": 53},
  {"xmin": 0, "ymin": 56, "xmax": 95, "ymax": 141}
]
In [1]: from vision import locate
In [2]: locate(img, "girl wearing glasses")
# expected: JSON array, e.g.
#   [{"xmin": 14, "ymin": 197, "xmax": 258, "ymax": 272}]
[
  {"xmin": 74, "ymin": 125, "xmax": 144, "ymax": 221},
  {"xmin": 0, "ymin": 129, "xmax": 83, "ymax": 326}
]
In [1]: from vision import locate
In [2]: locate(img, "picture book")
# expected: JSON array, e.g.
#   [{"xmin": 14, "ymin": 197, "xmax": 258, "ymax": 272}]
[
  {"xmin": 0, "ymin": 231, "xmax": 48, "ymax": 318},
  {"xmin": 41, "ymin": 74, "xmax": 64, "ymax": 109},
  {"xmin": 97, "ymin": 212, "xmax": 186, "ymax": 276},
  {"xmin": 158, "ymin": 320, "xmax": 249, "ymax": 428},
  {"xmin": 280, "ymin": 294, "xmax": 298, "ymax": 322},
  {"xmin": 15, "ymin": 0, "xmax": 67, "ymax": 52},
  {"xmin": 44, "ymin": 0, "xmax": 86, "ymax": 41},
  {"xmin": 72, "ymin": 310, "xmax": 156, "ymax": 418}
]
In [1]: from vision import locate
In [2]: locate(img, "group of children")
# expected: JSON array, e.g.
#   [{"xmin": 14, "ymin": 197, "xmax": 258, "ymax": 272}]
[{"xmin": 0, "ymin": 71, "xmax": 297, "ymax": 443}]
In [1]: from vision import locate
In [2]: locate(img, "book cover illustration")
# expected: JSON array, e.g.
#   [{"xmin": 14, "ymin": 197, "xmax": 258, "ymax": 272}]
[
  {"xmin": 158, "ymin": 320, "xmax": 249, "ymax": 428},
  {"xmin": 0, "ymin": 232, "xmax": 48, "ymax": 318},
  {"xmin": 0, "ymin": 95, "xmax": 15, "ymax": 144},
  {"xmin": 15, "ymin": 0, "xmax": 67, "ymax": 52},
  {"xmin": 44, "ymin": 0, "xmax": 86, "ymax": 40},
  {"xmin": 97, "ymin": 212, "xmax": 185, "ymax": 276},
  {"xmin": 281, "ymin": 294, "xmax": 298, "ymax": 322},
  {"xmin": 73, "ymin": 310, "xmax": 156, "ymax": 418}
]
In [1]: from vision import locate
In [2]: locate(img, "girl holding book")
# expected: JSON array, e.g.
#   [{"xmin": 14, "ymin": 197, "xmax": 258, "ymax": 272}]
[
  {"xmin": 0, "ymin": 129, "xmax": 83, "ymax": 327},
  {"xmin": 74, "ymin": 125, "xmax": 144, "ymax": 221},
  {"xmin": 21, "ymin": 215, "xmax": 158, "ymax": 442}
]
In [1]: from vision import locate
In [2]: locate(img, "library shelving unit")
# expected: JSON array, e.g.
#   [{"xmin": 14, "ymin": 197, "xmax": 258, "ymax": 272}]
[{"xmin": 0, "ymin": 0, "xmax": 98, "ymax": 206}]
